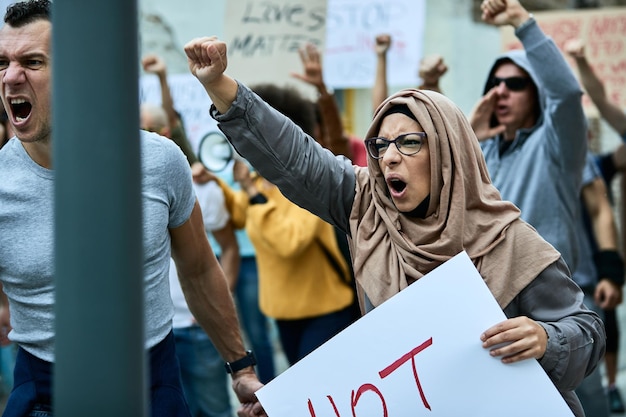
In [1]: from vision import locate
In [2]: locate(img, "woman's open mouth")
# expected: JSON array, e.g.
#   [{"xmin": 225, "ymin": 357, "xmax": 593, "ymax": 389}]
[{"xmin": 386, "ymin": 177, "xmax": 407, "ymax": 198}]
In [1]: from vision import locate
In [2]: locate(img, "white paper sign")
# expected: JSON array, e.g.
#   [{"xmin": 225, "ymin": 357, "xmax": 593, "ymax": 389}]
[
  {"xmin": 256, "ymin": 251, "xmax": 574, "ymax": 417},
  {"xmin": 139, "ymin": 73, "xmax": 220, "ymax": 154},
  {"xmin": 323, "ymin": 0, "xmax": 426, "ymax": 89}
]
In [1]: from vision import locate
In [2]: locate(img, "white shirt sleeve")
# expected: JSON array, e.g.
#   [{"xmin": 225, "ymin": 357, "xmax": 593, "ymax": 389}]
[{"xmin": 192, "ymin": 181, "xmax": 230, "ymax": 232}]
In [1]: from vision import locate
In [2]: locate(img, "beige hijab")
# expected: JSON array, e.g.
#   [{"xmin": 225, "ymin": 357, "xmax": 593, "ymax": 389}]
[{"xmin": 348, "ymin": 89, "xmax": 560, "ymax": 310}]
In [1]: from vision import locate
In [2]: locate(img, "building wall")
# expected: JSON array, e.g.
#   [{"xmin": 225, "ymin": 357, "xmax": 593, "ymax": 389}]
[
  {"xmin": 139, "ymin": 0, "xmax": 225, "ymax": 74},
  {"xmin": 138, "ymin": 1, "xmax": 502, "ymax": 137},
  {"xmin": 139, "ymin": 0, "xmax": 623, "ymax": 151}
]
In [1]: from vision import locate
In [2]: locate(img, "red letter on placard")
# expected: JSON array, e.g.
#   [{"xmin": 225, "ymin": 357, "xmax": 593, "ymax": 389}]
[
  {"xmin": 308, "ymin": 396, "xmax": 341, "ymax": 417},
  {"xmin": 351, "ymin": 383, "xmax": 388, "ymax": 417},
  {"xmin": 378, "ymin": 337, "xmax": 433, "ymax": 410}
]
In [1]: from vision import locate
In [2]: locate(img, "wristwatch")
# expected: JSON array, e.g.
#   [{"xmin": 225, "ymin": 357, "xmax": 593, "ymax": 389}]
[{"xmin": 224, "ymin": 350, "xmax": 257, "ymax": 374}]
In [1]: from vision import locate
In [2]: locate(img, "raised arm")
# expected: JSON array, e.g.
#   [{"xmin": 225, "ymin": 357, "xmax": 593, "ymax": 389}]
[
  {"xmin": 372, "ymin": 33, "xmax": 392, "ymax": 111},
  {"xmin": 565, "ymin": 39, "xmax": 626, "ymax": 136},
  {"xmin": 291, "ymin": 43, "xmax": 354, "ymax": 160},
  {"xmin": 417, "ymin": 54, "xmax": 447, "ymax": 93},
  {"xmin": 185, "ymin": 37, "xmax": 356, "ymax": 234},
  {"xmin": 184, "ymin": 36, "xmax": 238, "ymax": 114},
  {"xmin": 142, "ymin": 54, "xmax": 177, "ymax": 129}
]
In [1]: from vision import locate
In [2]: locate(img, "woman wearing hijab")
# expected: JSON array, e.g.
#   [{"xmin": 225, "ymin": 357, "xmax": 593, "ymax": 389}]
[{"xmin": 185, "ymin": 36, "xmax": 605, "ymax": 417}]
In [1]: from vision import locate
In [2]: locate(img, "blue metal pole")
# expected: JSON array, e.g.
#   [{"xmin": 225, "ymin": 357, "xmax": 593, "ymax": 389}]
[{"xmin": 53, "ymin": 1, "xmax": 146, "ymax": 415}]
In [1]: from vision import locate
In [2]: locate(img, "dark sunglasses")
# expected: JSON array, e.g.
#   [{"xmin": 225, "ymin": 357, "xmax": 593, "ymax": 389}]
[{"xmin": 487, "ymin": 76, "xmax": 531, "ymax": 92}]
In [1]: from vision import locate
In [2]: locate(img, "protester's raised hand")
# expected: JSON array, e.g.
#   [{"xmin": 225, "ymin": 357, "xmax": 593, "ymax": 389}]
[
  {"xmin": 564, "ymin": 38, "xmax": 586, "ymax": 60},
  {"xmin": 481, "ymin": 0, "xmax": 529, "ymax": 28},
  {"xmin": 374, "ymin": 33, "xmax": 392, "ymax": 56},
  {"xmin": 184, "ymin": 36, "xmax": 228, "ymax": 86},
  {"xmin": 184, "ymin": 36, "xmax": 238, "ymax": 114},
  {"xmin": 418, "ymin": 54, "xmax": 448, "ymax": 88},
  {"xmin": 141, "ymin": 53, "xmax": 166, "ymax": 76},
  {"xmin": 481, "ymin": 0, "xmax": 506, "ymax": 23},
  {"xmin": 291, "ymin": 43, "xmax": 325, "ymax": 91}
]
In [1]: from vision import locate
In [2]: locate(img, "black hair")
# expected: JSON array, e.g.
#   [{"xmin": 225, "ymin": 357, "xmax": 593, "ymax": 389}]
[
  {"xmin": 250, "ymin": 83, "xmax": 317, "ymax": 137},
  {"xmin": 4, "ymin": 0, "xmax": 51, "ymax": 27},
  {"xmin": 371, "ymin": 104, "xmax": 418, "ymax": 137},
  {"xmin": 381, "ymin": 104, "xmax": 418, "ymax": 122}
]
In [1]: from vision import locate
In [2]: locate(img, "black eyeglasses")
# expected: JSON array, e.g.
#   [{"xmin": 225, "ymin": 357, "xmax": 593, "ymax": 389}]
[
  {"xmin": 487, "ymin": 76, "xmax": 531, "ymax": 91},
  {"xmin": 364, "ymin": 132, "xmax": 426, "ymax": 159}
]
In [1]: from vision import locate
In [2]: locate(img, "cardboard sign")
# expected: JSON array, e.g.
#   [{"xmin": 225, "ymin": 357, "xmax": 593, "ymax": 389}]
[
  {"xmin": 221, "ymin": 0, "xmax": 425, "ymax": 91},
  {"xmin": 222, "ymin": 0, "xmax": 327, "ymax": 97},
  {"xmin": 256, "ymin": 251, "xmax": 574, "ymax": 417},
  {"xmin": 501, "ymin": 8, "xmax": 626, "ymax": 115}
]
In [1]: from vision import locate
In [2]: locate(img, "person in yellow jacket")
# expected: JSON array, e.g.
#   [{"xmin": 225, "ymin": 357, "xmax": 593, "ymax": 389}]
[{"xmin": 214, "ymin": 84, "xmax": 357, "ymax": 366}]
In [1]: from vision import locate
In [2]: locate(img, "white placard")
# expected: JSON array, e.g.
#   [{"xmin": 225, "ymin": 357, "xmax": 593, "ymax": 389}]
[
  {"xmin": 323, "ymin": 0, "xmax": 426, "ymax": 89},
  {"xmin": 256, "ymin": 251, "xmax": 573, "ymax": 417},
  {"xmin": 139, "ymin": 73, "xmax": 220, "ymax": 154}
]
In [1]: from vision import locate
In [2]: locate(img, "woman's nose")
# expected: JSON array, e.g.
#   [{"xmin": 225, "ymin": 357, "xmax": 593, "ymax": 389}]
[{"xmin": 381, "ymin": 143, "xmax": 402, "ymax": 165}]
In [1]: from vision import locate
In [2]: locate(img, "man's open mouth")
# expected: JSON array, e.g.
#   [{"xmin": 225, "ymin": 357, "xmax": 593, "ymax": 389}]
[{"xmin": 11, "ymin": 98, "xmax": 32, "ymax": 122}]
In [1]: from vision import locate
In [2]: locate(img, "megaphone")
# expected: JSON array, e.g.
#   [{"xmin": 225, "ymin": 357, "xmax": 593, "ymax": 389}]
[{"xmin": 197, "ymin": 131, "xmax": 246, "ymax": 172}]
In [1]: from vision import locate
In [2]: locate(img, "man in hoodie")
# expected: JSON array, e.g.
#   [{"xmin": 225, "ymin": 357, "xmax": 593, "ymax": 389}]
[{"xmin": 470, "ymin": 0, "xmax": 587, "ymax": 274}]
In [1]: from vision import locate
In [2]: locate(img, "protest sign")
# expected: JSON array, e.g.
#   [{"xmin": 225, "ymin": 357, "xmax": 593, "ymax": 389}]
[
  {"xmin": 256, "ymin": 251, "xmax": 573, "ymax": 417},
  {"xmin": 323, "ymin": 0, "xmax": 425, "ymax": 89},
  {"xmin": 222, "ymin": 0, "xmax": 327, "ymax": 96},
  {"xmin": 221, "ymin": 0, "xmax": 425, "ymax": 91},
  {"xmin": 140, "ymin": 73, "xmax": 221, "ymax": 153}
]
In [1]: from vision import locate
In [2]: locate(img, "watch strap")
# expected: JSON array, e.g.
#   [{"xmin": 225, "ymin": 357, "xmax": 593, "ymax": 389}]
[{"xmin": 224, "ymin": 350, "xmax": 257, "ymax": 374}]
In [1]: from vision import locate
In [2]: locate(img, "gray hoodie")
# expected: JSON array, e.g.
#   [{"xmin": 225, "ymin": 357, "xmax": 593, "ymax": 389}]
[{"xmin": 479, "ymin": 18, "xmax": 587, "ymax": 275}]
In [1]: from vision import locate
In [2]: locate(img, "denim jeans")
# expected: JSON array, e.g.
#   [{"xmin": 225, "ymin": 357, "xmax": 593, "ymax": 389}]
[
  {"xmin": 234, "ymin": 256, "xmax": 276, "ymax": 383},
  {"xmin": 173, "ymin": 326, "xmax": 232, "ymax": 417},
  {"xmin": 2, "ymin": 346, "xmax": 52, "ymax": 417},
  {"xmin": 4, "ymin": 331, "xmax": 190, "ymax": 417},
  {"xmin": 276, "ymin": 306, "xmax": 353, "ymax": 366}
]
